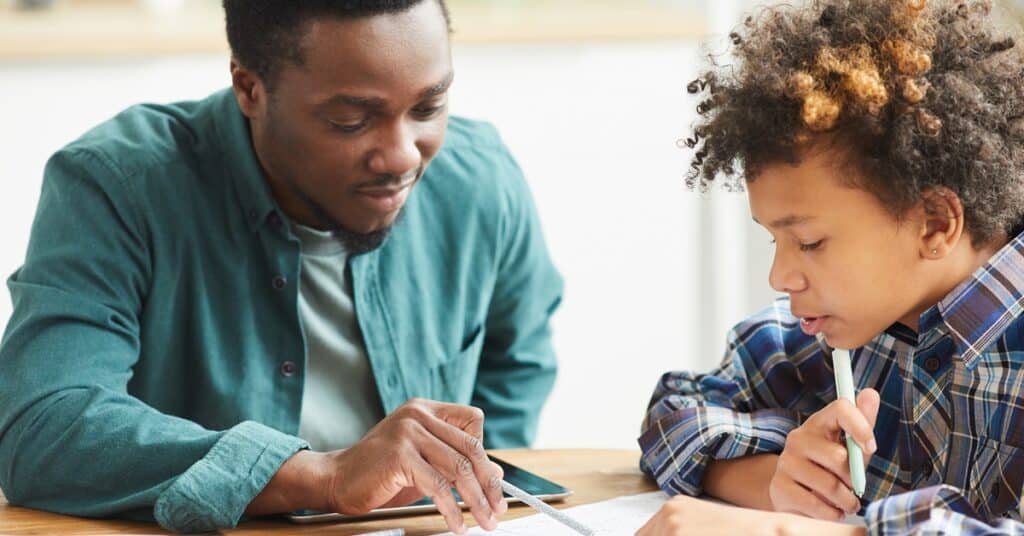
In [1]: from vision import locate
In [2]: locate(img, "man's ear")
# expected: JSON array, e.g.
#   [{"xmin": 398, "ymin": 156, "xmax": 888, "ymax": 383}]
[
  {"xmin": 916, "ymin": 187, "xmax": 965, "ymax": 259},
  {"xmin": 230, "ymin": 59, "xmax": 265, "ymax": 120}
]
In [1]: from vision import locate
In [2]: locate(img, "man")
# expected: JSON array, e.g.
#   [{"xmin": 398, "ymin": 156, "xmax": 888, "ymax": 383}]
[{"xmin": 0, "ymin": 1, "xmax": 563, "ymax": 533}]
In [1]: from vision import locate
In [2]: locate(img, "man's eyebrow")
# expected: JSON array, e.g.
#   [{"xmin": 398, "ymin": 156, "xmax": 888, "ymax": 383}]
[
  {"xmin": 419, "ymin": 70, "xmax": 455, "ymax": 99},
  {"xmin": 319, "ymin": 71, "xmax": 455, "ymax": 110},
  {"xmin": 751, "ymin": 214, "xmax": 815, "ymax": 228},
  {"xmin": 321, "ymin": 94, "xmax": 386, "ymax": 110}
]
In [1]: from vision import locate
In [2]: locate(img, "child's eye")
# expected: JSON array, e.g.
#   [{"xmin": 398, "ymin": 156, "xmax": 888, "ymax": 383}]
[{"xmin": 800, "ymin": 239, "xmax": 824, "ymax": 252}]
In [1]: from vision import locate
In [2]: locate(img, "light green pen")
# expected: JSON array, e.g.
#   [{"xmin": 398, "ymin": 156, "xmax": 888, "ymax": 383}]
[{"xmin": 819, "ymin": 334, "xmax": 866, "ymax": 498}]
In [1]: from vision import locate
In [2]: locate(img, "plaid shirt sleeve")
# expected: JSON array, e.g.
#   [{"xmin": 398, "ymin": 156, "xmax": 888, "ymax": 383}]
[
  {"xmin": 866, "ymin": 485, "xmax": 1024, "ymax": 535},
  {"xmin": 638, "ymin": 302, "xmax": 821, "ymax": 496}
]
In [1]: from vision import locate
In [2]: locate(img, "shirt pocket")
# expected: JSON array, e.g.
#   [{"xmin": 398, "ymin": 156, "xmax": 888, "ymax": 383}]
[
  {"xmin": 430, "ymin": 324, "xmax": 485, "ymax": 403},
  {"xmin": 967, "ymin": 437, "xmax": 1024, "ymax": 522}
]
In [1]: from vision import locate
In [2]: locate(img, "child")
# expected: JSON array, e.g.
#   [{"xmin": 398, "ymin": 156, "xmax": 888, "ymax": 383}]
[{"xmin": 637, "ymin": 0, "xmax": 1024, "ymax": 534}]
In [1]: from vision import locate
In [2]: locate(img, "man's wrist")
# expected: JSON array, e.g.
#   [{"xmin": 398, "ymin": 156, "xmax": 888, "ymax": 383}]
[{"xmin": 245, "ymin": 449, "xmax": 335, "ymax": 515}]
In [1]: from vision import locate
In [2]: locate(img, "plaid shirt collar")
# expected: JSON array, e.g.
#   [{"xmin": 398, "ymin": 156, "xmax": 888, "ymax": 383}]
[{"xmin": 912, "ymin": 231, "xmax": 1024, "ymax": 368}]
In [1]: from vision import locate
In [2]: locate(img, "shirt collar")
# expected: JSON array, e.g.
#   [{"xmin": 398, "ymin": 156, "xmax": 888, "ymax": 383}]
[
  {"xmin": 209, "ymin": 88, "xmax": 279, "ymax": 233},
  {"xmin": 926, "ymin": 230, "xmax": 1024, "ymax": 367}
]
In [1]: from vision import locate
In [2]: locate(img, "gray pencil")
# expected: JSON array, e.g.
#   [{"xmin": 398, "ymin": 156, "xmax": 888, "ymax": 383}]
[{"xmin": 500, "ymin": 479, "xmax": 596, "ymax": 536}]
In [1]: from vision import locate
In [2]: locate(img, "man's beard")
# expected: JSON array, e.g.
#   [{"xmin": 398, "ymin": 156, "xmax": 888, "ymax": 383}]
[
  {"xmin": 283, "ymin": 174, "xmax": 410, "ymax": 255},
  {"xmin": 329, "ymin": 220, "xmax": 393, "ymax": 255}
]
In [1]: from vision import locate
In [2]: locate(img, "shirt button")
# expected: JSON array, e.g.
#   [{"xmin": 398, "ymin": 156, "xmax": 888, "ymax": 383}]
[
  {"xmin": 268, "ymin": 212, "xmax": 283, "ymax": 228},
  {"xmin": 248, "ymin": 208, "xmax": 259, "ymax": 221},
  {"xmin": 923, "ymin": 357, "xmax": 941, "ymax": 373},
  {"xmin": 272, "ymin": 275, "xmax": 288, "ymax": 290},
  {"xmin": 280, "ymin": 361, "xmax": 297, "ymax": 377},
  {"xmin": 387, "ymin": 374, "xmax": 399, "ymax": 388}
]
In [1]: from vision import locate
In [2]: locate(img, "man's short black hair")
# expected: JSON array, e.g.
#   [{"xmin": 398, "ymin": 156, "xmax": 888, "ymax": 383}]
[{"xmin": 223, "ymin": 0, "xmax": 451, "ymax": 90}]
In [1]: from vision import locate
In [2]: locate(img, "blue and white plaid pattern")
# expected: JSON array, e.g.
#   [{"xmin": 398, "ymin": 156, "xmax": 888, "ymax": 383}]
[{"xmin": 639, "ymin": 232, "xmax": 1024, "ymax": 535}]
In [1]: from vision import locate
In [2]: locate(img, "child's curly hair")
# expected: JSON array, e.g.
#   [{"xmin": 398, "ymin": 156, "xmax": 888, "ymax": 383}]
[{"xmin": 687, "ymin": 0, "xmax": 1024, "ymax": 245}]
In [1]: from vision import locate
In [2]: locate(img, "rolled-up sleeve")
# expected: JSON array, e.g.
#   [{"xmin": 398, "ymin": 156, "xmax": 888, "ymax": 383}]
[
  {"xmin": 0, "ymin": 149, "xmax": 307, "ymax": 533},
  {"xmin": 154, "ymin": 421, "xmax": 307, "ymax": 532}
]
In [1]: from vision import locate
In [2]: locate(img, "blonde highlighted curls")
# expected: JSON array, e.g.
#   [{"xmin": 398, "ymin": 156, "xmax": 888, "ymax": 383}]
[
  {"xmin": 685, "ymin": 0, "xmax": 1024, "ymax": 246},
  {"xmin": 882, "ymin": 39, "xmax": 933, "ymax": 76},
  {"xmin": 802, "ymin": 91, "xmax": 842, "ymax": 130},
  {"xmin": 790, "ymin": 46, "xmax": 893, "ymax": 131},
  {"xmin": 788, "ymin": 1, "xmax": 935, "ymax": 132},
  {"xmin": 902, "ymin": 78, "xmax": 929, "ymax": 104}
]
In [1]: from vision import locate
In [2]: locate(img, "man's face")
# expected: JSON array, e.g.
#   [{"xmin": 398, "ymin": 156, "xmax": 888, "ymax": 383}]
[
  {"xmin": 242, "ymin": 1, "xmax": 452, "ymax": 247},
  {"xmin": 748, "ymin": 149, "xmax": 933, "ymax": 349}
]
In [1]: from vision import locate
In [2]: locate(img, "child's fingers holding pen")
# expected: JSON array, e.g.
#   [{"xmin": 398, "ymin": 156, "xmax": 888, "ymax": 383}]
[
  {"xmin": 822, "ymin": 398, "xmax": 877, "ymax": 456},
  {"xmin": 773, "ymin": 428, "xmax": 860, "ymax": 517},
  {"xmin": 855, "ymin": 388, "xmax": 881, "ymax": 463},
  {"xmin": 801, "ymin": 438, "xmax": 855, "ymax": 489},
  {"xmin": 770, "ymin": 471, "xmax": 848, "ymax": 521},
  {"xmin": 789, "ymin": 453, "xmax": 861, "ymax": 514}
]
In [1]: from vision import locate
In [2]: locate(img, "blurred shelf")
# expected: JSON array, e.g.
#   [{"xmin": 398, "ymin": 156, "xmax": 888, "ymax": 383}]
[
  {"xmin": 449, "ymin": 1, "xmax": 704, "ymax": 44},
  {"xmin": 0, "ymin": 0, "xmax": 704, "ymax": 61},
  {"xmin": 0, "ymin": 0, "xmax": 226, "ymax": 60}
]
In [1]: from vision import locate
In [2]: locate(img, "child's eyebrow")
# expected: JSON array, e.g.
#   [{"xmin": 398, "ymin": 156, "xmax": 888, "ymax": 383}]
[{"xmin": 752, "ymin": 214, "xmax": 815, "ymax": 229}]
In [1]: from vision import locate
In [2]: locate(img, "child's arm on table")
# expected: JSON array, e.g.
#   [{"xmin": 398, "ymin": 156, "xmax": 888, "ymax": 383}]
[{"xmin": 637, "ymin": 495, "xmax": 866, "ymax": 536}]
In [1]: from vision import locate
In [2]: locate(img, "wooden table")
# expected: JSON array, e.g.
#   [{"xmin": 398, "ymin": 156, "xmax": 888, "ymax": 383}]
[{"xmin": 0, "ymin": 449, "xmax": 658, "ymax": 535}]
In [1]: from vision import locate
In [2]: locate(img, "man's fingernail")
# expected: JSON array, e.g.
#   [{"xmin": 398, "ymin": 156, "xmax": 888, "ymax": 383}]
[{"xmin": 867, "ymin": 439, "xmax": 877, "ymax": 453}]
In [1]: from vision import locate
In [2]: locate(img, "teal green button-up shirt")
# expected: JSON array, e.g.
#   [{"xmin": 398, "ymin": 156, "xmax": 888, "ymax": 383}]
[{"xmin": 0, "ymin": 89, "xmax": 562, "ymax": 532}]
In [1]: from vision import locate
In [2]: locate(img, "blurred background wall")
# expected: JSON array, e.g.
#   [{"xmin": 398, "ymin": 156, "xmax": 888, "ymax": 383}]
[{"xmin": 5, "ymin": 0, "xmax": 1014, "ymax": 449}]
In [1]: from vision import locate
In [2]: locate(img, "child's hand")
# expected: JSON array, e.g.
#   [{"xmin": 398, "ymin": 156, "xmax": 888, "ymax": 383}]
[
  {"xmin": 636, "ymin": 495, "xmax": 779, "ymax": 536},
  {"xmin": 768, "ymin": 388, "xmax": 880, "ymax": 521},
  {"xmin": 636, "ymin": 494, "xmax": 866, "ymax": 536}
]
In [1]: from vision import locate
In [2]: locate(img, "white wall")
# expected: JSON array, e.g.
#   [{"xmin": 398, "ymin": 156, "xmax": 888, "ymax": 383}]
[{"xmin": 0, "ymin": 40, "xmax": 775, "ymax": 449}]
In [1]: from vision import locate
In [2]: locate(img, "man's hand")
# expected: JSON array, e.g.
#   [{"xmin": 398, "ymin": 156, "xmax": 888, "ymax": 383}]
[
  {"xmin": 246, "ymin": 399, "xmax": 507, "ymax": 535},
  {"xmin": 636, "ymin": 495, "xmax": 866, "ymax": 536},
  {"xmin": 768, "ymin": 388, "xmax": 880, "ymax": 521},
  {"xmin": 325, "ymin": 399, "xmax": 507, "ymax": 533}
]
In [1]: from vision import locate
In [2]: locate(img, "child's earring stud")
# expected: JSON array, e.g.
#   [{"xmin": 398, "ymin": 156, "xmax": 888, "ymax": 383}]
[{"xmin": 931, "ymin": 248, "xmax": 938, "ymax": 255}]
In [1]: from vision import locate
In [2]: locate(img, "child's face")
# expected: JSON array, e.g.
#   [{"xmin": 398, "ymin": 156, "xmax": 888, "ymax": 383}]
[{"xmin": 748, "ymin": 148, "xmax": 936, "ymax": 349}]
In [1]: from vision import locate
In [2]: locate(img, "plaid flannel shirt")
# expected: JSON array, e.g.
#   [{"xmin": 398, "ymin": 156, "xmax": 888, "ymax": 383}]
[{"xmin": 640, "ymin": 232, "xmax": 1024, "ymax": 535}]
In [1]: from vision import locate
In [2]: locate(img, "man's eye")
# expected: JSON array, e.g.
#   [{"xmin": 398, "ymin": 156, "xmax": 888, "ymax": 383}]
[
  {"xmin": 412, "ymin": 102, "xmax": 446, "ymax": 119},
  {"xmin": 328, "ymin": 119, "xmax": 367, "ymax": 134}
]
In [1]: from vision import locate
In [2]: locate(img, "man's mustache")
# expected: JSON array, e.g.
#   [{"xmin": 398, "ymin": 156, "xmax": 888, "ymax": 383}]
[{"xmin": 357, "ymin": 171, "xmax": 419, "ymax": 189}]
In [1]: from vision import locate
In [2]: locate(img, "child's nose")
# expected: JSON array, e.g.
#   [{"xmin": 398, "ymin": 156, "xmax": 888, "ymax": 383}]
[{"xmin": 768, "ymin": 253, "xmax": 808, "ymax": 293}]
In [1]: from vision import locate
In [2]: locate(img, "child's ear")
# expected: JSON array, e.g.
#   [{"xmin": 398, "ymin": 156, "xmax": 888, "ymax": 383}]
[{"xmin": 916, "ymin": 187, "xmax": 964, "ymax": 259}]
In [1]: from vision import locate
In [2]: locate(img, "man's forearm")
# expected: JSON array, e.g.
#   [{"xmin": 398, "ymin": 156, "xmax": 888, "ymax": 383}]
[
  {"xmin": 245, "ymin": 449, "xmax": 332, "ymax": 516},
  {"xmin": 703, "ymin": 454, "xmax": 779, "ymax": 511}
]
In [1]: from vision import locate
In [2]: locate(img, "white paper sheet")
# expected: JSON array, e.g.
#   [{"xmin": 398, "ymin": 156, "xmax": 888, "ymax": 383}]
[
  {"xmin": 431, "ymin": 491, "xmax": 669, "ymax": 536},
  {"xmin": 430, "ymin": 492, "xmax": 866, "ymax": 536}
]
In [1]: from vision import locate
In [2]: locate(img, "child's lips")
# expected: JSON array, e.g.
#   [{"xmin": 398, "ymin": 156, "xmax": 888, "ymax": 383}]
[{"xmin": 800, "ymin": 315, "xmax": 830, "ymax": 336}]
